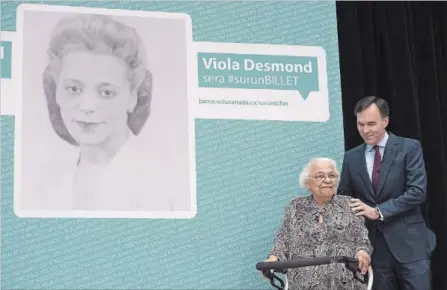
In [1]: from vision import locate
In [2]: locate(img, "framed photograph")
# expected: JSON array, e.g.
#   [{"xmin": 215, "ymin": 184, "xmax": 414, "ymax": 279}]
[{"xmin": 13, "ymin": 4, "xmax": 197, "ymax": 219}]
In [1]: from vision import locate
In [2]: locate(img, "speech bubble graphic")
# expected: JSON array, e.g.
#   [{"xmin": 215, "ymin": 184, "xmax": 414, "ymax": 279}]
[
  {"xmin": 1, "ymin": 41, "xmax": 12, "ymax": 79},
  {"xmin": 198, "ymin": 52, "xmax": 319, "ymax": 100},
  {"xmin": 1, "ymin": 33, "xmax": 16, "ymax": 116}
]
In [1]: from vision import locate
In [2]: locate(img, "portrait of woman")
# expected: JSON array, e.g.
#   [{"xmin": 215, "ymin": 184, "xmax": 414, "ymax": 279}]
[
  {"xmin": 15, "ymin": 5, "xmax": 195, "ymax": 217},
  {"xmin": 41, "ymin": 13, "xmax": 161, "ymax": 211}
]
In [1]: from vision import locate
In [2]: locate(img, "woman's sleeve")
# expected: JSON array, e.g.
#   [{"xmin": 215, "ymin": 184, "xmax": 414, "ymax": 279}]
[
  {"xmin": 268, "ymin": 201, "xmax": 294, "ymax": 261},
  {"xmin": 352, "ymin": 215, "xmax": 373, "ymax": 255}
]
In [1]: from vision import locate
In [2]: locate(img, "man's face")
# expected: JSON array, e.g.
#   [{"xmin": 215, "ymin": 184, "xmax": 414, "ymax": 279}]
[{"xmin": 356, "ymin": 104, "xmax": 389, "ymax": 145}]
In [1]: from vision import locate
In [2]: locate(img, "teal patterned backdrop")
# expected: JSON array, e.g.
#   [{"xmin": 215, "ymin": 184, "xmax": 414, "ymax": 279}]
[{"xmin": 0, "ymin": 1, "xmax": 344, "ymax": 289}]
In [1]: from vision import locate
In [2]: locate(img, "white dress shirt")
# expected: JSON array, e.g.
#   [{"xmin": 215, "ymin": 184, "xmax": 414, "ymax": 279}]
[{"xmin": 365, "ymin": 132, "xmax": 389, "ymax": 181}]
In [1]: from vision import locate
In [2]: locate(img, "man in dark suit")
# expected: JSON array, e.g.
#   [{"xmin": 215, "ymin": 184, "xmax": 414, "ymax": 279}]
[{"xmin": 338, "ymin": 96, "xmax": 436, "ymax": 290}]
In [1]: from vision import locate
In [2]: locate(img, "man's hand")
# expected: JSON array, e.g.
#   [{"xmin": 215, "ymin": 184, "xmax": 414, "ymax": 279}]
[
  {"xmin": 355, "ymin": 250, "xmax": 371, "ymax": 275},
  {"xmin": 349, "ymin": 198, "xmax": 379, "ymax": 220}
]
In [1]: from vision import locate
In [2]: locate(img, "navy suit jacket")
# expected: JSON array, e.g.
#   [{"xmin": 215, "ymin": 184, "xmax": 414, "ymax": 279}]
[{"xmin": 338, "ymin": 133, "xmax": 436, "ymax": 264}]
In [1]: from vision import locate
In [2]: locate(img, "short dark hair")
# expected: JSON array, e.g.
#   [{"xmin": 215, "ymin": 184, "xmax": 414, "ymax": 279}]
[{"xmin": 354, "ymin": 96, "xmax": 390, "ymax": 118}]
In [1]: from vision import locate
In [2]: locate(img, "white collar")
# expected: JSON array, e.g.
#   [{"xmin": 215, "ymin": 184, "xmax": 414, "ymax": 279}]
[{"xmin": 366, "ymin": 131, "xmax": 389, "ymax": 152}]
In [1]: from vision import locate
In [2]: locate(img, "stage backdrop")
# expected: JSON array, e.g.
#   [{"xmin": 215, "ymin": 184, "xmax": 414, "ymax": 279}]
[{"xmin": 0, "ymin": 1, "xmax": 345, "ymax": 289}]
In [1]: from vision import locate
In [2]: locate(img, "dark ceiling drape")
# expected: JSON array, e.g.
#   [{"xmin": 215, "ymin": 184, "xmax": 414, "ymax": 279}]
[{"xmin": 335, "ymin": 1, "xmax": 447, "ymax": 289}]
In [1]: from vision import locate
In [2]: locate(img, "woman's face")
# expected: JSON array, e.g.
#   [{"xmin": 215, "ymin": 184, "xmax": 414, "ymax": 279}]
[
  {"xmin": 55, "ymin": 51, "xmax": 136, "ymax": 146},
  {"xmin": 306, "ymin": 161, "xmax": 339, "ymax": 200}
]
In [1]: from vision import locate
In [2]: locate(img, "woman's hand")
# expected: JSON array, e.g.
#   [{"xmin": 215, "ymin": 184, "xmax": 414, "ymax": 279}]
[
  {"xmin": 265, "ymin": 255, "xmax": 279, "ymax": 262},
  {"xmin": 259, "ymin": 255, "xmax": 279, "ymax": 280},
  {"xmin": 355, "ymin": 250, "xmax": 371, "ymax": 275}
]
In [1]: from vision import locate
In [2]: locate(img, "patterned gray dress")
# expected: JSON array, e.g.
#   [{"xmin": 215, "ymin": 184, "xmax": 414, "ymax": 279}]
[{"xmin": 269, "ymin": 194, "xmax": 373, "ymax": 290}]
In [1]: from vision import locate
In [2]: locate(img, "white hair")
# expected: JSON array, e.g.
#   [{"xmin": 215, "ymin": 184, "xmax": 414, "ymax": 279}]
[{"xmin": 298, "ymin": 157, "xmax": 339, "ymax": 188}]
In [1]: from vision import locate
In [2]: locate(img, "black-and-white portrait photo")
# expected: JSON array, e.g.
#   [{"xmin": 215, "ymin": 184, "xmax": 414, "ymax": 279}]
[{"xmin": 14, "ymin": 4, "xmax": 196, "ymax": 218}]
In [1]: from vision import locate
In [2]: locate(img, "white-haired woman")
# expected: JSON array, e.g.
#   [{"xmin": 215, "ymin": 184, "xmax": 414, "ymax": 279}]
[
  {"xmin": 263, "ymin": 158, "xmax": 373, "ymax": 290},
  {"xmin": 34, "ymin": 13, "xmax": 173, "ymax": 211}
]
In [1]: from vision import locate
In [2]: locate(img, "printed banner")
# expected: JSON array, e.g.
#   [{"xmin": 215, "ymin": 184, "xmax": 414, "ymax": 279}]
[
  {"xmin": 0, "ymin": 1, "xmax": 344, "ymax": 289},
  {"xmin": 1, "ymin": 31, "xmax": 15, "ymax": 115},
  {"xmin": 195, "ymin": 42, "xmax": 329, "ymax": 121}
]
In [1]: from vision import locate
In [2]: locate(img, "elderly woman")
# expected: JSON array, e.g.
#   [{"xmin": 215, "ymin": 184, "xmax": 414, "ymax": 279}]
[
  {"xmin": 31, "ymin": 13, "xmax": 174, "ymax": 211},
  {"xmin": 264, "ymin": 157, "xmax": 373, "ymax": 290}
]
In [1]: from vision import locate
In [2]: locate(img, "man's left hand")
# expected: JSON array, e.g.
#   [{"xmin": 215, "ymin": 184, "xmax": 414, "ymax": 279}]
[{"xmin": 349, "ymin": 198, "xmax": 379, "ymax": 220}]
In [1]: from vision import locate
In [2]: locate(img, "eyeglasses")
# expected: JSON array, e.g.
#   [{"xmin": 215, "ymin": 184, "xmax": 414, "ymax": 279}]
[{"xmin": 309, "ymin": 173, "xmax": 338, "ymax": 182}]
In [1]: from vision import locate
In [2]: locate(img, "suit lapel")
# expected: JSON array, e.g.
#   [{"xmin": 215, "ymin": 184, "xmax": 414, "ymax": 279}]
[
  {"xmin": 356, "ymin": 145, "xmax": 375, "ymax": 199},
  {"xmin": 376, "ymin": 133, "xmax": 399, "ymax": 198}
]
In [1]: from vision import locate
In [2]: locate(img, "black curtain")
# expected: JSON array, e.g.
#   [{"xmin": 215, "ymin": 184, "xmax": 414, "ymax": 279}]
[{"xmin": 336, "ymin": 1, "xmax": 447, "ymax": 289}]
